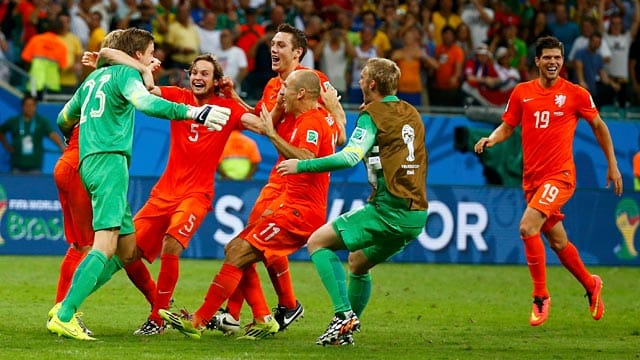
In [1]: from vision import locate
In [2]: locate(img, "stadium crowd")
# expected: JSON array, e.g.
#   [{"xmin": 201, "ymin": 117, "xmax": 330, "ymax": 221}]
[{"xmin": 1, "ymin": 0, "xmax": 639, "ymax": 108}]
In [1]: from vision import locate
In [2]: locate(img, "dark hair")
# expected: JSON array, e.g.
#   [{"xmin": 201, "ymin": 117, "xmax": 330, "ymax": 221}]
[
  {"xmin": 361, "ymin": 9, "xmax": 377, "ymax": 22},
  {"xmin": 22, "ymin": 94, "xmax": 36, "ymax": 105},
  {"xmin": 277, "ymin": 23, "xmax": 308, "ymax": 61},
  {"xmin": 581, "ymin": 16, "xmax": 597, "ymax": 27},
  {"xmin": 441, "ymin": 25, "xmax": 456, "ymax": 35},
  {"xmin": 535, "ymin": 36, "xmax": 564, "ymax": 58},
  {"xmin": 188, "ymin": 53, "xmax": 225, "ymax": 94},
  {"xmin": 189, "ymin": 54, "xmax": 224, "ymax": 80},
  {"xmin": 590, "ymin": 30, "xmax": 603, "ymax": 39}
]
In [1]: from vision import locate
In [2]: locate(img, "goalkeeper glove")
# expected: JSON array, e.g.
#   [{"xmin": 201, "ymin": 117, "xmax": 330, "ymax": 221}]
[{"xmin": 188, "ymin": 104, "xmax": 231, "ymax": 131}]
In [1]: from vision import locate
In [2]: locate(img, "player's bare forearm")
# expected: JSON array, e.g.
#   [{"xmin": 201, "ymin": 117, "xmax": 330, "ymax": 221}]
[
  {"xmin": 268, "ymin": 132, "xmax": 315, "ymax": 160},
  {"xmin": 241, "ymin": 113, "xmax": 263, "ymax": 134},
  {"xmin": 474, "ymin": 122, "xmax": 514, "ymax": 153},
  {"xmin": 590, "ymin": 116, "xmax": 623, "ymax": 195}
]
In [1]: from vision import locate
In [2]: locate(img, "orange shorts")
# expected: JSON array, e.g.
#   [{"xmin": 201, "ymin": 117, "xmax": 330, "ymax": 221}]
[
  {"xmin": 525, "ymin": 177, "xmax": 574, "ymax": 233},
  {"xmin": 134, "ymin": 193, "xmax": 211, "ymax": 263},
  {"xmin": 239, "ymin": 203, "xmax": 316, "ymax": 264},
  {"xmin": 54, "ymin": 158, "xmax": 94, "ymax": 248},
  {"xmin": 247, "ymin": 182, "xmax": 284, "ymax": 225}
]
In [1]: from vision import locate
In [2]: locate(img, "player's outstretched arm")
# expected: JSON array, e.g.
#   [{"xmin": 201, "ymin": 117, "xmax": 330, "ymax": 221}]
[
  {"xmin": 240, "ymin": 113, "xmax": 263, "ymax": 134},
  {"xmin": 277, "ymin": 113, "xmax": 376, "ymax": 175},
  {"xmin": 277, "ymin": 159, "xmax": 300, "ymax": 175},
  {"xmin": 97, "ymin": 48, "xmax": 157, "ymax": 90},
  {"xmin": 589, "ymin": 114, "xmax": 623, "ymax": 196},
  {"xmin": 187, "ymin": 105, "xmax": 231, "ymax": 131},
  {"xmin": 474, "ymin": 122, "xmax": 514, "ymax": 154}
]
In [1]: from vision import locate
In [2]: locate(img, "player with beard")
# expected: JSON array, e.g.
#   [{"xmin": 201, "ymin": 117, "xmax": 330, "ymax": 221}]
[{"xmin": 160, "ymin": 69, "xmax": 340, "ymax": 340}]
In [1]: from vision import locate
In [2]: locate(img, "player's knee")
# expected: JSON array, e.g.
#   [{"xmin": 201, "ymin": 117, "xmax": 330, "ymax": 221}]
[
  {"xmin": 546, "ymin": 236, "xmax": 567, "ymax": 252},
  {"xmin": 307, "ymin": 238, "xmax": 320, "ymax": 254},
  {"xmin": 348, "ymin": 251, "xmax": 372, "ymax": 274},
  {"xmin": 224, "ymin": 238, "xmax": 254, "ymax": 266},
  {"xmin": 161, "ymin": 235, "xmax": 184, "ymax": 255},
  {"xmin": 519, "ymin": 221, "xmax": 540, "ymax": 238}
]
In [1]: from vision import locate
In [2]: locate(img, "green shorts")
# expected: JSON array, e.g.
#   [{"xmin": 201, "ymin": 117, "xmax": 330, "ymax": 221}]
[
  {"xmin": 332, "ymin": 202, "xmax": 427, "ymax": 265},
  {"xmin": 80, "ymin": 153, "xmax": 134, "ymax": 234}
]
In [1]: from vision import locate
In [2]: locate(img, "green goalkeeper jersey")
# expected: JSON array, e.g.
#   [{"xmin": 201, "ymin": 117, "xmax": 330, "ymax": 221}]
[
  {"xmin": 57, "ymin": 64, "xmax": 190, "ymax": 165},
  {"xmin": 297, "ymin": 95, "xmax": 428, "ymax": 214}
]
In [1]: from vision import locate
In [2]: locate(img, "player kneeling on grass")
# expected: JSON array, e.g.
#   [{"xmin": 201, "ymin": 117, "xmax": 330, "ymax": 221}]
[{"xmin": 277, "ymin": 57, "xmax": 428, "ymax": 346}]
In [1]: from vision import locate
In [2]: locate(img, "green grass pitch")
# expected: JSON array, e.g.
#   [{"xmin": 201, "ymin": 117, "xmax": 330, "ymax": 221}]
[{"xmin": 0, "ymin": 255, "xmax": 638, "ymax": 359}]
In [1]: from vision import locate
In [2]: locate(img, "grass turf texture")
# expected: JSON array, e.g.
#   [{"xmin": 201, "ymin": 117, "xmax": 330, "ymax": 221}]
[{"xmin": 0, "ymin": 256, "xmax": 638, "ymax": 359}]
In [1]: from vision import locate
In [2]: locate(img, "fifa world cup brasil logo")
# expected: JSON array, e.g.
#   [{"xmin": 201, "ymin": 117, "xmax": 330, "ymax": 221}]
[
  {"xmin": 0, "ymin": 185, "xmax": 6, "ymax": 246},
  {"xmin": 614, "ymin": 198, "xmax": 639, "ymax": 260},
  {"xmin": 402, "ymin": 124, "xmax": 415, "ymax": 162}
]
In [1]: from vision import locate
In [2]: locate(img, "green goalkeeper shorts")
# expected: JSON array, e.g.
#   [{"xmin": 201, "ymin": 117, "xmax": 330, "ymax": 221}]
[
  {"xmin": 332, "ymin": 202, "xmax": 427, "ymax": 265},
  {"xmin": 80, "ymin": 152, "xmax": 134, "ymax": 234}
]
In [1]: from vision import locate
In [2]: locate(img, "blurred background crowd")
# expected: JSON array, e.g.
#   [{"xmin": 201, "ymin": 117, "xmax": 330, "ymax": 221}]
[{"xmin": 1, "ymin": 0, "xmax": 639, "ymax": 109}]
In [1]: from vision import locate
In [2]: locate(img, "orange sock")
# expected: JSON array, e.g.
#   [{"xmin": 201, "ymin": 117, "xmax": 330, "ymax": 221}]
[
  {"xmin": 124, "ymin": 259, "xmax": 156, "ymax": 308},
  {"xmin": 226, "ymin": 286, "xmax": 245, "ymax": 321},
  {"xmin": 267, "ymin": 256, "xmax": 297, "ymax": 309},
  {"xmin": 241, "ymin": 265, "xmax": 271, "ymax": 320},
  {"xmin": 226, "ymin": 264, "xmax": 257, "ymax": 320},
  {"xmin": 56, "ymin": 247, "xmax": 85, "ymax": 303},
  {"xmin": 194, "ymin": 263, "xmax": 242, "ymax": 327},
  {"xmin": 522, "ymin": 233, "xmax": 549, "ymax": 298},
  {"xmin": 150, "ymin": 254, "xmax": 179, "ymax": 322},
  {"xmin": 554, "ymin": 241, "xmax": 594, "ymax": 291}
]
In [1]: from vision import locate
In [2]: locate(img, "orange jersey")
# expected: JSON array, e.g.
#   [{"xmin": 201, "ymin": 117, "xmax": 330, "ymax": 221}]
[
  {"xmin": 634, "ymin": 152, "xmax": 640, "ymax": 177},
  {"xmin": 248, "ymin": 66, "xmax": 333, "ymax": 223},
  {"xmin": 433, "ymin": 44, "xmax": 464, "ymax": 90},
  {"xmin": 152, "ymin": 87, "xmax": 247, "ymax": 200},
  {"xmin": 54, "ymin": 127, "xmax": 93, "ymax": 247},
  {"xmin": 279, "ymin": 108, "xmax": 337, "ymax": 227},
  {"xmin": 502, "ymin": 77, "xmax": 599, "ymax": 192},
  {"xmin": 242, "ymin": 108, "xmax": 338, "ymax": 259},
  {"xmin": 255, "ymin": 66, "xmax": 332, "ymax": 172},
  {"xmin": 59, "ymin": 126, "xmax": 80, "ymax": 169}
]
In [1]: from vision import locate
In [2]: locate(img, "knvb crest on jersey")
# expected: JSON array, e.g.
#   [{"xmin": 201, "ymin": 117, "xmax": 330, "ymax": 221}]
[{"xmin": 554, "ymin": 94, "xmax": 566, "ymax": 108}]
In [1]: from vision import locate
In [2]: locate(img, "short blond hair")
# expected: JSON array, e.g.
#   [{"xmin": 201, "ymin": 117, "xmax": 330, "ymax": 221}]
[
  {"xmin": 364, "ymin": 58, "xmax": 400, "ymax": 96},
  {"xmin": 100, "ymin": 29, "xmax": 124, "ymax": 49}
]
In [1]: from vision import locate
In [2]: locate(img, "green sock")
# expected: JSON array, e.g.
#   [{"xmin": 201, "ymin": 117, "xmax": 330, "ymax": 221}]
[
  {"xmin": 59, "ymin": 249, "xmax": 107, "ymax": 322},
  {"xmin": 348, "ymin": 272, "xmax": 371, "ymax": 317},
  {"xmin": 310, "ymin": 248, "xmax": 351, "ymax": 314},
  {"xmin": 91, "ymin": 254, "xmax": 124, "ymax": 295}
]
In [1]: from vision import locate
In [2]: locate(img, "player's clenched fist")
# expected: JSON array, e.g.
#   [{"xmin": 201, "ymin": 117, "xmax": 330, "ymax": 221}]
[{"xmin": 188, "ymin": 105, "xmax": 231, "ymax": 131}]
